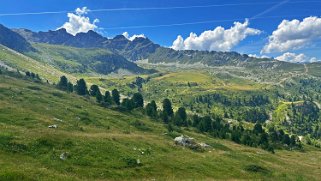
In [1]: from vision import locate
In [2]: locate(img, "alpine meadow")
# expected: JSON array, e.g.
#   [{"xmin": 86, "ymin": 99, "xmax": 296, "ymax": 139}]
[{"xmin": 0, "ymin": 0, "xmax": 321, "ymax": 180}]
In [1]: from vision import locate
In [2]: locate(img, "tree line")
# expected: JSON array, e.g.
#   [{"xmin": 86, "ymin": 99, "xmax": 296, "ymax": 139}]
[{"xmin": 56, "ymin": 75, "xmax": 302, "ymax": 153}]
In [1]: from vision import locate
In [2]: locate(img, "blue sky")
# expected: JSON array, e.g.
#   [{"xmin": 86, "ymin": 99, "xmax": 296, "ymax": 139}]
[{"xmin": 0, "ymin": 0, "xmax": 321, "ymax": 62}]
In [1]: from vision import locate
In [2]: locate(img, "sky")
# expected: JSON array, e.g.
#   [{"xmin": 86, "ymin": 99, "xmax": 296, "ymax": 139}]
[{"xmin": 0, "ymin": 0, "xmax": 321, "ymax": 63}]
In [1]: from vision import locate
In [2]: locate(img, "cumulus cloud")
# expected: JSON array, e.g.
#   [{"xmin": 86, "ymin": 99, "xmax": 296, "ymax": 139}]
[
  {"xmin": 171, "ymin": 19, "xmax": 261, "ymax": 51},
  {"xmin": 248, "ymin": 54, "xmax": 270, "ymax": 59},
  {"xmin": 75, "ymin": 7, "xmax": 89, "ymax": 15},
  {"xmin": 276, "ymin": 52, "xmax": 320, "ymax": 63},
  {"xmin": 262, "ymin": 16, "xmax": 321, "ymax": 53},
  {"xmin": 60, "ymin": 7, "xmax": 99, "ymax": 36},
  {"xmin": 122, "ymin": 32, "xmax": 146, "ymax": 41}
]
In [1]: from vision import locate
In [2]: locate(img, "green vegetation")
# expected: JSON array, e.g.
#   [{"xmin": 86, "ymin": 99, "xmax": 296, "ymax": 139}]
[
  {"xmin": 28, "ymin": 43, "xmax": 149, "ymax": 75},
  {"xmin": 1, "ymin": 62, "xmax": 321, "ymax": 180},
  {"xmin": 1, "ymin": 34, "xmax": 321, "ymax": 180}
]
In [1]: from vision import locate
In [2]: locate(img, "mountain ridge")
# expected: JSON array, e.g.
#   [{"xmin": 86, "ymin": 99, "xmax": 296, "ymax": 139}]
[{"xmin": 9, "ymin": 26, "xmax": 319, "ymax": 72}]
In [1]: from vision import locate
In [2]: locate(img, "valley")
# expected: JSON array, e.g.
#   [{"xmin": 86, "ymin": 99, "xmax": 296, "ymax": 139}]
[{"xmin": 0, "ymin": 22, "xmax": 321, "ymax": 180}]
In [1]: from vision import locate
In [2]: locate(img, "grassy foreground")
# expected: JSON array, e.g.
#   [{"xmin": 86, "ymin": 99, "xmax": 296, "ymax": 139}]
[{"xmin": 0, "ymin": 73, "xmax": 321, "ymax": 180}]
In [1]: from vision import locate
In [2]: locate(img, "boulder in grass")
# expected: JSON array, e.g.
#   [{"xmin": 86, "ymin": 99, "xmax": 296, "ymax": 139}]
[
  {"xmin": 60, "ymin": 152, "xmax": 68, "ymax": 160},
  {"xmin": 199, "ymin": 143, "xmax": 211, "ymax": 148},
  {"xmin": 48, "ymin": 124, "xmax": 58, "ymax": 128},
  {"xmin": 174, "ymin": 135, "xmax": 197, "ymax": 147},
  {"xmin": 174, "ymin": 135, "xmax": 210, "ymax": 151}
]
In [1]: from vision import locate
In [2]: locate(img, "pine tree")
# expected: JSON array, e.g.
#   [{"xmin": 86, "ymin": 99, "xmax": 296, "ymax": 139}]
[
  {"xmin": 121, "ymin": 98, "xmax": 134, "ymax": 111},
  {"xmin": 104, "ymin": 91, "xmax": 113, "ymax": 105},
  {"xmin": 67, "ymin": 82, "xmax": 74, "ymax": 92},
  {"xmin": 96, "ymin": 91, "xmax": 103, "ymax": 103},
  {"xmin": 57, "ymin": 76, "xmax": 68, "ymax": 90},
  {"xmin": 35, "ymin": 74, "xmax": 41, "ymax": 80},
  {"xmin": 112, "ymin": 89, "xmax": 120, "ymax": 105},
  {"xmin": 31, "ymin": 72, "xmax": 35, "ymax": 79},
  {"xmin": 89, "ymin": 85, "xmax": 101, "ymax": 97},
  {"xmin": 162, "ymin": 98, "xmax": 173, "ymax": 117},
  {"xmin": 174, "ymin": 107, "xmax": 187, "ymax": 126},
  {"xmin": 132, "ymin": 93, "xmax": 144, "ymax": 108},
  {"xmin": 76, "ymin": 78, "xmax": 88, "ymax": 96},
  {"xmin": 253, "ymin": 123, "xmax": 264, "ymax": 134},
  {"xmin": 145, "ymin": 100, "xmax": 157, "ymax": 118}
]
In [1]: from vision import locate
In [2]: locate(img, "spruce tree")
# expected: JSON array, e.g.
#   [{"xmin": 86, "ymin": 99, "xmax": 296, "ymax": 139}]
[
  {"xmin": 104, "ymin": 91, "xmax": 113, "ymax": 105},
  {"xmin": 145, "ymin": 101, "xmax": 157, "ymax": 118},
  {"xmin": 174, "ymin": 107, "xmax": 187, "ymax": 126},
  {"xmin": 67, "ymin": 82, "xmax": 74, "ymax": 92},
  {"xmin": 132, "ymin": 93, "xmax": 144, "ymax": 108},
  {"xmin": 121, "ymin": 98, "xmax": 134, "ymax": 110},
  {"xmin": 162, "ymin": 98, "xmax": 173, "ymax": 117},
  {"xmin": 112, "ymin": 89, "xmax": 120, "ymax": 105},
  {"xmin": 89, "ymin": 85, "xmax": 101, "ymax": 97},
  {"xmin": 96, "ymin": 91, "xmax": 103, "ymax": 103},
  {"xmin": 76, "ymin": 78, "xmax": 88, "ymax": 96},
  {"xmin": 57, "ymin": 76, "xmax": 68, "ymax": 90}
]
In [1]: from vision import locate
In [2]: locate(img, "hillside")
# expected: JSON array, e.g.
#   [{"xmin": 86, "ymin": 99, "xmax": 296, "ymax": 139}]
[
  {"xmin": 0, "ymin": 45, "xmax": 73, "ymax": 83},
  {"xmin": 27, "ymin": 43, "xmax": 151, "ymax": 75},
  {"xmin": 14, "ymin": 28, "xmax": 160, "ymax": 62},
  {"xmin": 1, "ymin": 67, "xmax": 321, "ymax": 181},
  {"xmin": 0, "ymin": 24, "xmax": 34, "ymax": 53}
]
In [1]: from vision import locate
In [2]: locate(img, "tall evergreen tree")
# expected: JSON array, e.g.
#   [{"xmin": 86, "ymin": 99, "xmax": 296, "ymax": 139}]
[
  {"xmin": 57, "ymin": 76, "xmax": 68, "ymax": 90},
  {"xmin": 112, "ymin": 89, "xmax": 120, "ymax": 105},
  {"xmin": 67, "ymin": 82, "xmax": 74, "ymax": 92},
  {"xmin": 121, "ymin": 98, "xmax": 134, "ymax": 110},
  {"xmin": 96, "ymin": 91, "xmax": 103, "ymax": 103},
  {"xmin": 145, "ymin": 100, "xmax": 158, "ymax": 118},
  {"xmin": 31, "ymin": 72, "xmax": 35, "ymax": 79},
  {"xmin": 174, "ymin": 107, "xmax": 187, "ymax": 126},
  {"xmin": 253, "ymin": 123, "xmax": 264, "ymax": 134},
  {"xmin": 132, "ymin": 93, "xmax": 144, "ymax": 108},
  {"xmin": 162, "ymin": 98, "xmax": 173, "ymax": 117},
  {"xmin": 89, "ymin": 85, "xmax": 101, "ymax": 97},
  {"xmin": 76, "ymin": 78, "xmax": 88, "ymax": 96},
  {"xmin": 104, "ymin": 91, "xmax": 113, "ymax": 105}
]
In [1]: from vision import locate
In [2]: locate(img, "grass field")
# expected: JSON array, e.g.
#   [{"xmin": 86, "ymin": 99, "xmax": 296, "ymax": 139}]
[
  {"xmin": 1, "ymin": 71, "xmax": 321, "ymax": 180},
  {"xmin": 0, "ymin": 45, "xmax": 75, "ymax": 83}
]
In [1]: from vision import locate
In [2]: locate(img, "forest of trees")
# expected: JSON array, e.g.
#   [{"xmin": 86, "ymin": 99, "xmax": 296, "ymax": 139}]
[
  {"xmin": 0, "ymin": 68, "xmax": 306, "ymax": 153},
  {"xmin": 54, "ymin": 75, "xmax": 302, "ymax": 153}
]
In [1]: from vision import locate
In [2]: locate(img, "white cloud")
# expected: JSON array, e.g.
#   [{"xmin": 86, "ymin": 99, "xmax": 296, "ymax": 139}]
[
  {"xmin": 248, "ymin": 54, "xmax": 270, "ymax": 59},
  {"xmin": 122, "ymin": 32, "xmax": 146, "ymax": 41},
  {"xmin": 60, "ymin": 7, "xmax": 99, "ymax": 36},
  {"xmin": 75, "ymin": 7, "xmax": 89, "ymax": 15},
  {"xmin": 262, "ymin": 16, "xmax": 321, "ymax": 53},
  {"xmin": 171, "ymin": 19, "xmax": 261, "ymax": 51},
  {"xmin": 276, "ymin": 52, "xmax": 320, "ymax": 63}
]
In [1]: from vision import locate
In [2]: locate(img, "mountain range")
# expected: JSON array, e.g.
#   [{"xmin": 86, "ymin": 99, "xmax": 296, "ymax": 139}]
[{"xmin": 0, "ymin": 24, "xmax": 315, "ymax": 76}]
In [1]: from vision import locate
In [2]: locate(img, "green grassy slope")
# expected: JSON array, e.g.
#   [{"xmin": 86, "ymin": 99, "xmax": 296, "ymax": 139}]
[
  {"xmin": 0, "ymin": 45, "xmax": 74, "ymax": 83},
  {"xmin": 0, "ymin": 71, "xmax": 321, "ymax": 180},
  {"xmin": 27, "ymin": 43, "xmax": 148, "ymax": 75}
]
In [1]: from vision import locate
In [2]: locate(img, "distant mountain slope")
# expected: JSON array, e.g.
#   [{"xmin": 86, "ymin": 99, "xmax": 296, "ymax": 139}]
[
  {"xmin": 0, "ymin": 44, "xmax": 73, "ymax": 82},
  {"xmin": 13, "ymin": 27, "xmax": 309, "ymax": 72},
  {"xmin": 27, "ymin": 43, "xmax": 152, "ymax": 75},
  {"xmin": 14, "ymin": 28, "xmax": 160, "ymax": 61},
  {"xmin": 0, "ymin": 24, "xmax": 34, "ymax": 52}
]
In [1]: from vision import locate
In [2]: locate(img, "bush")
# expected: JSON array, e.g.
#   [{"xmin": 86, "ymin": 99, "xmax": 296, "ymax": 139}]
[
  {"xmin": 244, "ymin": 165, "xmax": 270, "ymax": 174},
  {"xmin": 131, "ymin": 120, "xmax": 151, "ymax": 131},
  {"xmin": 122, "ymin": 157, "xmax": 142, "ymax": 168}
]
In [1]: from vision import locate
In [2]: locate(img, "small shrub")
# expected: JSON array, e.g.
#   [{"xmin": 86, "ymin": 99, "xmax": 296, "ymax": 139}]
[
  {"xmin": 122, "ymin": 157, "xmax": 142, "ymax": 168},
  {"xmin": 131, "ymin": 120, "xmax": 151, "ymax": 131},
  {"xmin": 52, "ymin": 92, "xmax": 64, "ymax": 98},
  {"xmin": 27, "ymin": 86, "xmax": 41, "ymax": 91},
  {"xmin": 244, "ymin": 164, "xmax": 270, "ymax": 174}
]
